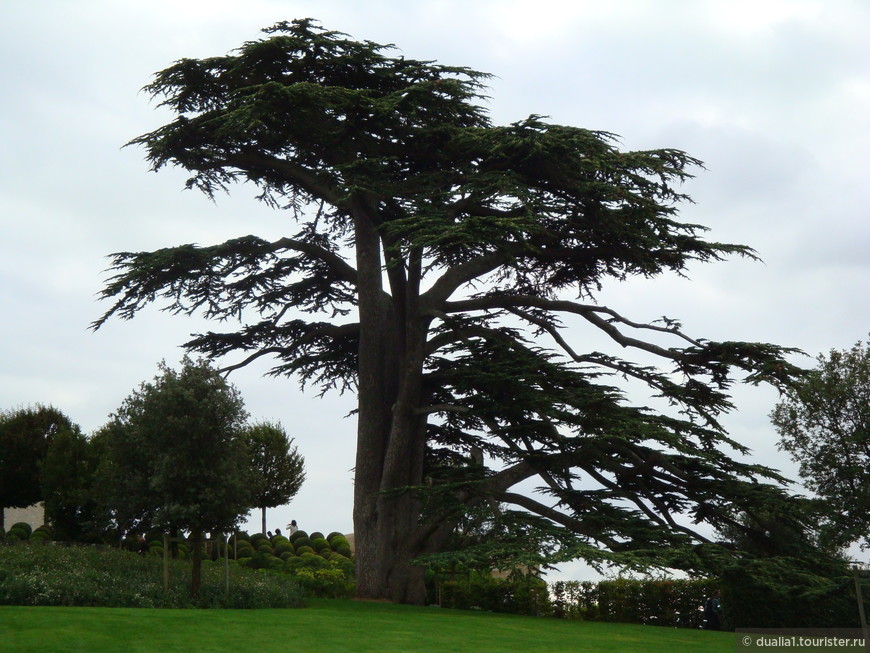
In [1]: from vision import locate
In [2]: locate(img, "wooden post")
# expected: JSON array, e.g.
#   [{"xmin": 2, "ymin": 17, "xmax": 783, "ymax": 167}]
[
  {"xmin": 163, "ymin": 533, "xmax": 169, "ymax": 593},
  {"xmin": 225, "ymin": 534, "xmax": 230, "ymax": 598},
  {"xmin": 853, "ymin": 568, "xmax": 868, "ymax": 643}
]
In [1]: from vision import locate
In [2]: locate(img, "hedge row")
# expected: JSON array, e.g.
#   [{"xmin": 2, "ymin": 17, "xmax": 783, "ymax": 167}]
[
  {"xmin": 0, "ymin": 542, "xmax": 304, "ymax": 608},
  {"xmin": 550, "ymin": 578, "xmax": 717, "ymax": 628}
]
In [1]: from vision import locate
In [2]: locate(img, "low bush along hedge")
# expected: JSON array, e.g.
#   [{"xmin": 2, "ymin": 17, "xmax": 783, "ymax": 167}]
[{"xmin": 0, "ymin": 542, "xmax": 304, "ymax": 609}]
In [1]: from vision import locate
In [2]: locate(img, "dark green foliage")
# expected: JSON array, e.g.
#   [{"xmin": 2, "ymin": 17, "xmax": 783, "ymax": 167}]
[
  {"xmin": 293, "ymin": 536, "xmax": 313, "ymax": 550},
  {"xmin": 97, "ymin": 358, "xmax": 255, "ymax": 596},
  {"xmin": 289, "ymin": 530, "xmax": 308, "ymax": 542},
  {"xmin": 274, "ymin": 541, "xmax": 293, "ymax": 556},
  {"xmin": 772, "ymin": 339, "xmax": 870, "ymax": 550},
  {"xmin": 249, "ymin": 533, "xmax": 268, "ymax": 546},
  {"xmin": 94, "ymin": 18, "xmax": 809, "ymax": 603},
  {"xmin": 309, "ymin": 531, "xmax": 325, "ymax": 541},
  {"xmin": 549, "ymin": 578, "xmax": 717, "ymax": 628},
  {"xmin": 434, "ymin": 572, "xmax": 551, "ymax": 617},
  {"xmin": 720, "ymin": 557, "xmax": 861, "ymax": 628},
  {"xmin": 0, "ymin": 542, "xmax": 303, "ymax": 608},
  {"xmin": 310, "ymin": 537, "xmax": 330, "ymax": 552},
  {"xmin": 41, "ymin": 426, "xmax": 108, "ymax": 542},
  {"xmin": 244, "ymin": 421, "xmax": 306, "ymax": 534},
  {"xmin": 10, "ymin": 523, "xmax": 32, "ymax": 538},
  {"xmin": 0, "ymin": 405, "xmax": 77, "ymax": 531}
]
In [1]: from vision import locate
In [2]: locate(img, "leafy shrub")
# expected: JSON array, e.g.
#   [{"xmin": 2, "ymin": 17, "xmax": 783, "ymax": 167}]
[
  {"xmin": 295, "ymin": 546, "xmax": 315, "ymax": 556},
  {"xmin": 11, "ymin": 523, "xmax": 32, "ymax": 538},
  {"xmin": 7, "ymin": 528, "xmax": 29, "ymax": 542},
  {"xmin": 326, "ymin": 532, "xmax": 343, "ymax": 542},
  {"xmin": 436, "ymin": 573, "xmax": 551, "ymax": 617},
  {"xmin": 309, "ymin": 531, "xmax": 325, "ymax": 541},
  {"xmin": 274, "ymin": 541, "xmax": 294, "ymax": 556},
  {"xmin": 0, "ymin": 542, "xmax": 303, "ymax": 608},
  {"xmin": 250, "ymin": 533, "xmax": 268, "ymax": 547},
  {"xmin": 292, "ymin": 536, "xmax": 313, "ymax": 550},
  {"xmin": 289, "ymin": 530, "xmax": 309, "ymax": 542},
  {"xmin": 328, "ymin": 535, "xmax": 350, "ymax": 548},
  {"xmin": 311, "ymin": 537, "xmax": 330, "ymax": 552}
]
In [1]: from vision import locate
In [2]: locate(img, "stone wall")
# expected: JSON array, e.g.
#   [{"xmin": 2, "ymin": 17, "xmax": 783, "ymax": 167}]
[{"xmin": 3, "ymin": 503, "xmax": 45, "ymax": 531}]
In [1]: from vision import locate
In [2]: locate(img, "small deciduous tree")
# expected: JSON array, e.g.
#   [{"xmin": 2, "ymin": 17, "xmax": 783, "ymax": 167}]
[
  {"xmin": 244, "ymin": 421, "xmax": 305, "ymax": 534},
  {"xmin": 0, "ymin": 405, "xmax": 75, "ymax": 532},
  {"xmin": 101, "ymin": 358, "xmax": 254, "ymax": 595},
  {"xmin": 772, "ymin": 339, "xmax": 870, "ymax": 550}
]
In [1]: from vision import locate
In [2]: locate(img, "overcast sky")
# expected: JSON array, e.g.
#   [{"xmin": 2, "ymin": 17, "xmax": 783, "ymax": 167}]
[{"xmin": 1, "ymin": 1, "xmax": 868, "ymax": 578}]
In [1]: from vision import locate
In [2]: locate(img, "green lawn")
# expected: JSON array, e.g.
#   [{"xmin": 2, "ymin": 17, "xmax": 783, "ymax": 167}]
[{"xmin": 1, "ymin": 599, "xmax": 732, "ymax": 652}]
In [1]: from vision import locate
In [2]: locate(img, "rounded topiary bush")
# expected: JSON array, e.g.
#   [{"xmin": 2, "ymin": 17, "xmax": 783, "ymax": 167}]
[
  {"xmin": 309, "ymin": 531, "xmax": 325, "ymax": 541},
  {"xmin": 279, "ymin": 551, "xmax": 295, "ymax": 561},
  {"xmin": 311, "ymin": 537, "xmax": 331, "ymax": 552},
  {"xmin": 289, "ymin": 530, "xmax": 309, "ymax": 542},
  {"xmin": 11, "ymin": 522, "xmax": 32, "ymax": 538},
  {"xmin": 30, "ymin": 530, "xmax": 51, "ymax": 542},
  {"xmin": 250, "ymin": 533, "xmax": 268, "ymax": 546},
  {"xmin": 328, "ymin": 534, "xmax": 349, "ymax": 549},
  {"xmin": 257, "ymin": 543, "xmax": 274, "ymax": 555},
  {"xmin": 293, "ymin": 536, "xmax": 313, "ymax": 550},
  {"xmin": 335, "ymin": 544, "xmax": 352, "ymax": 558},
  {"xmin": 7, "ymin": 527, "xmax": 29, "ymax": 541},
  {"xmin": 274, "ymin": 541, "xmax": 294, "ymax": 556},
  {"xmin": 326, "ymin": 531, "xmax": 343, "ymax": 541},
  {"xmin": 295, "ymin": 545, "xmax": 315, "ymax": 556}
]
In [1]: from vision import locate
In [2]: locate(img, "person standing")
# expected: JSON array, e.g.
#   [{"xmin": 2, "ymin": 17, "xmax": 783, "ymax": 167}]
[
  {"xmin": 703, "ymin": 590, "xmax": 722, "ymax": 630},
  {"xmin": 286, "ymin": 519, "xmax": 298, "ymax": 535}
]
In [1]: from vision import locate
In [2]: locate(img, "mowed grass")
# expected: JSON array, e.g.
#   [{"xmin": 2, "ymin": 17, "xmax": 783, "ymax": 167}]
[{"xmin": 1, "ymin": 598, "xmax": 732, "ymax": 653}]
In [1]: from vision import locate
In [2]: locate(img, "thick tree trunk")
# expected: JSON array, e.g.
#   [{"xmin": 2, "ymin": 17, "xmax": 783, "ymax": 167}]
[{"xmin": 351, "ymin": 204, "xmax": 434, "ymax": 603}]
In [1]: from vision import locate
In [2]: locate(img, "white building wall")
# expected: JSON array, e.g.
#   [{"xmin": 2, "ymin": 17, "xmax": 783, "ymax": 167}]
[{"xmin": 3, "ymin": 503, "xmax": 45, "ymax": 531}]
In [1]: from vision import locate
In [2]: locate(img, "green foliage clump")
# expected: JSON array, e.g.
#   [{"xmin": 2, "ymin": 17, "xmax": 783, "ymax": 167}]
[
  {"xmin": 273, "ymin": 541, "xmax": 294, "ymax": 556},
  {"xmin": 292, "ymin": 536, "xmax": 313, "ymax": 550},
  {"xmin": 309, "ymin": 532, "xmax": 325, "ymax": 541},
  {"xmin": 11, "ymin": 523, "xmax": 33, "ymax": 538},
  {"xmin": 435, "ymin": 573, "xmax": 551, "ymax": 617},
  {"xmin": 0, "ymin": 542, "xmax": 303, "ymax": 608},
  {"xmin": 249, "ymin": 533, "xmax": 269, "ymax": 547},
  {"xmin": 720, "ymin": 559, "xmax": 860, "ymax": 629},
  {"xmin": 289, "ymin": 530, "xmax": 309, "ymax": 543},
  {"xmin": 310, "ymin": 537, "xmax": 330, "ymax": 552},
  {"xmin": 295, "ymin": 545, "xmax": 315, "ymax": 556}
]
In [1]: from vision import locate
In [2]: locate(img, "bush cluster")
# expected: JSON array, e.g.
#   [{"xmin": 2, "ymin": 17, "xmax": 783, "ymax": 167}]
[
  {"xmin": 550, "ymin": 578, "xmax": 717, "ymax": 628},
  {"xmin": 430, "ymin": 572, "xmax": 552, "ymax": 617},
  {"xmin": 0, "ymin": 541, "xmax": 304, "ymax": 608},
  {"xmin": 226, "ymin": 530, "xmax": 354, "ymax": 598},
  {"xmin": 4, "ymin": 522, "xmax": 53, "ymax": 543}
]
